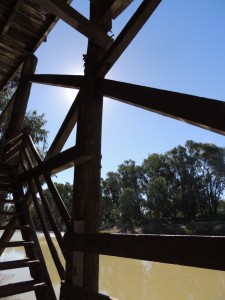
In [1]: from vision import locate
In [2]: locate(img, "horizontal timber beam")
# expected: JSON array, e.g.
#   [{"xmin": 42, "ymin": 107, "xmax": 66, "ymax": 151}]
[
  {"xmin": 99, "ymin": 0, "xmax": 134, "ymax": 20},
  {"xmin": 96, "ymin": 0, "xmax": 161, "ymax": 77},
  {"xmin": 33, "ymin": 0, "xmax": 113, "ymax": 49},
  {"xmin": 19, "ymin": 145, "xmax": 92, "ymax": 182},
  {"xmin": 61, "ymin": 282, "xmax": 117, "ymax": 300},
  {"xmin": 29, "ymin": 74, "xmax": 84, "ymax": 89},
  {"xmin": 96, "ymin": 78, "xmax": 225, "ymax": 135},
  {"xmin": 63, "ymin": 233, "xmax": 225, "ymax": 271}
]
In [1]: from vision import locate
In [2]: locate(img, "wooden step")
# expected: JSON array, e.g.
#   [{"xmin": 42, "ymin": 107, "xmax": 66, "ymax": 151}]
[
  {"xmin": 0, "ymin": 280, "xmax": 46, "ymax": 297},
  {"xmin": 0, "ymin": 199, "xmax": 15, "ymax": 204},
  {"xmin": 0, "ymin": 225, "xmax": 30, "ymax": 231},
  {"xmin": 0, "ymin": 210, "xmax": 24, "ymax": 216},
  {"xmin": 0, "ymin": 259, "xmax": 40, "ymax": 270},
  {"xmin": 0, "ymin": 241, "xmax": 34, "ymax": 248}
]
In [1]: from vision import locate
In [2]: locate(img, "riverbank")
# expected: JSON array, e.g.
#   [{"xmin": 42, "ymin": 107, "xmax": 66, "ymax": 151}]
[{"xmin": 100, "ymin": 219, "xmax": 225, "ymax": 236}]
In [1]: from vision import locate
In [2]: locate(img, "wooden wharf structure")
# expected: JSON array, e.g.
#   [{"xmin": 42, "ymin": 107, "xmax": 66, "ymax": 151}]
[{"xmin": 0, "ymin": 0, "xmax": 225, "ymax": 299}]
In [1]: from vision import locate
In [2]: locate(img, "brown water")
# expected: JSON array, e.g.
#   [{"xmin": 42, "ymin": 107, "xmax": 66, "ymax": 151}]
[{"xmin": 1, "ymin": 231, "xmax": 225, "ymax": 299}]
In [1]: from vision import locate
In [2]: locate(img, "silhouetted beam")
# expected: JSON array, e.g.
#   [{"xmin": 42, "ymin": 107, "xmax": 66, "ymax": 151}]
[
  {"xmin": 63, "ymin": 233, "xmax": 225, "ymax": 271},
  {"xmin": 34, "ymin": 0, "xmax": 113, "ymax": 49},
  {"xmin": 19, "ymin": 145, "xmax": 92, "ymax": 182},
  {"xmin": 29, "ymin": 74, "xmax": 84, "ymax": 89},
  {"xmin": 101, "ymin": 0, "xmax": 133, "ymax": 20},
  {"xmin": 0, "ymin": 0, "xmax": 23, "ymax": 38},
  {"xmin": 45, "ymin": 91, "xmax": 81, "ymax": 159},
  {"xmin": 96, "ymin": 0, "xmax": 161, "ymax": 77},
  {"xmin": 96, "ymin": 78, "xmax": 225, "ymax": 135}
]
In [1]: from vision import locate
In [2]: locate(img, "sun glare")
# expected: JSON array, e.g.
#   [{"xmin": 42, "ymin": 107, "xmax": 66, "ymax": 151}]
[{"xmin": 64, "ymin": 88, "xmax": 78, "ymax": 103}]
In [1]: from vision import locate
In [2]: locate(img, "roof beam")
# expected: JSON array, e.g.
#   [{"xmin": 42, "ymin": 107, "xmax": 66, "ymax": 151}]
[
  {"xmin": 33, "ymin": 0, "xmax": 113, "ymax": 49},
  {"xmin": 96, "ymin": 0, "xmax": 161, "ymax": 77},
  {"xmin": 0, "ymin": 0, "xmax": 24, "ymax": 38},
  {"xmin": 99, "ymin": 0, "xmax": 134, "ymax": 20},
  {"xmin": 29, "ymin": 74, "xmax": 84, "ymax": 89},
  {"xmin": 96, "ymin": 78, "xmax": 225, "ymax": 135}
]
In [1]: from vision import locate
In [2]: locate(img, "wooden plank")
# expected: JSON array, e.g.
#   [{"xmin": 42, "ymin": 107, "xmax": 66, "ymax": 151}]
[
  {"xmin": 19, "ymin": 145, "xmax": 92, "ymax": 182},
  {"xmin": 96, "ymin": 0, "xmax": 161, "ymax": 77},
  {"xmin": 0, "ymin": 280, "xmax": 46, "ymax": 298},
  {"xmin": 25, "ymin": 134, "xmax": 71, "ymax": 226},
  {"xmin": 97, "ymin": 78, "xmax": 225, "ymax": 136},
  {"xmin": 0, "ymin": 259, "xmax": 40, "ymax": 271},
  {"xmin": 60, "ymin": 282, "xmax": 118, "ymax": 300},
  {"xmin": 28, "ymin": 74, "xmax": 84, "ymax": 89},
  {"xmin": 33, "ymin": 0, "xmax": 113, "ymax": 49},
  {"xmin": 0, "ymin": 0, "xmax": 24, "ymax": 38},
  {"xmin": 28, "ymin": 179, "xmax": 65, "ymax": 280},
  {"xmin": 45, "ymin": 91, "xmax": 80, "ymax": 159},
  {"xmin": 0, "ymin": 241, "xmax": 34, "ymax": 248},
  {"xmin": 99, "ymin": 0, "xmax": 133, "ymax": 20},
  {"xmin": 5, "ymin": 55, "xmax": 38, "ymax": 141},
  {"xmin": 63, "ymin": 233, "xmax": 225, "ymax": 271}
]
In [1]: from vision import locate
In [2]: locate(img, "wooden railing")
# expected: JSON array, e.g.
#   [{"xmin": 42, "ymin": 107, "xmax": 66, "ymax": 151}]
[{"xmin": 2, "ymin": 131, "xmax": 225, "ymax": 300}]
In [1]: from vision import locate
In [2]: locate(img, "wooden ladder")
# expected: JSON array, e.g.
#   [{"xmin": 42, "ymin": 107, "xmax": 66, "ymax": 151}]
[{"xmin": 0, "ymin": 164, "xmax": 57, "ymax": 299}]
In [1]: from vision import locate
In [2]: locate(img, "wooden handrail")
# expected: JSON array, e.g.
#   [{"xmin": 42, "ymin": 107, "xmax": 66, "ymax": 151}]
[{"xmin": 63, "ymin": 232, "xmax": 225, "ymax": 272}]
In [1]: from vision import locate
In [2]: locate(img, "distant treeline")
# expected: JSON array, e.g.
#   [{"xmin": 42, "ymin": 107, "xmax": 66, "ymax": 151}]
[{"xmin": 7, "ymin": 140, "xmax": 225, "ymax": 232}]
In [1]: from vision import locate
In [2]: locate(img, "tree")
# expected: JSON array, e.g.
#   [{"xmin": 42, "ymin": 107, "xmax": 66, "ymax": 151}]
[{"xmin": 118, "ymin": 187, "xmax": 138, "ymax": 232}]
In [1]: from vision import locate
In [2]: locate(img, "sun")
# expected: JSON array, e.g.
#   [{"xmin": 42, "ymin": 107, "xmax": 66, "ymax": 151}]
[{"xmin": 64, "ymin": 88, "xmax": 79, "ymax": 103}]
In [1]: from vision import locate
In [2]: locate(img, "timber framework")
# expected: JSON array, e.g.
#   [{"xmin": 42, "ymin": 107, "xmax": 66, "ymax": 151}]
[{"xmin": 0, "ymin": 1, "xmax": 225, "ymax": 299}]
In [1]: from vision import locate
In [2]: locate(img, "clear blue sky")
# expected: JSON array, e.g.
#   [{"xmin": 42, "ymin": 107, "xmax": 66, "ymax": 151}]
[{"xmin": 27, "ymin": 0, "xmax": 225, "ymax": 183}]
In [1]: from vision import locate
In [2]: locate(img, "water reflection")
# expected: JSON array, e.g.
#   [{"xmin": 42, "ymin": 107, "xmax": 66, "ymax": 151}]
[{"xmin": 1, "ymin": 231, "xmax": 225, "ymax": 299}]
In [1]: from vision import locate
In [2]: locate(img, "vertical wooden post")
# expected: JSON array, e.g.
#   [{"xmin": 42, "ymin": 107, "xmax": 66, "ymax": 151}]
[
  {"xmin": 63, "ymin": 0, "xmax": 112, "ymax": 295},
  {"xmin": 5, "ymin": 55, "xmax": 37, "ymax": 140}
]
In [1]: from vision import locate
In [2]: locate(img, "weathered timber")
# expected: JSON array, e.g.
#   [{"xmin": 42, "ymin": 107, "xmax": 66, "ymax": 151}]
[
  {"xmin": 34, "ymin": 177, "xmax": 65, "ymax": 254},
  {"xmin": 96, "ymin": 78, "xmax": 225, "ymax": 135},
  {"xmin": 99, "ymin": 0, "xmax": 133, "ymax": 20},
  {"xmin": 29, "ymin": 74, "xmax": 84, "ymax": 89},
  {"xmin": 0, "ymin": 0, "xmax": 24, "ymax": 38},
  {"xmin": 60, "ymin": 282, "xmax": 118, "ymax": 300},
  {"xmin": 45, "ymin": 91, "xmax": 81, "ymax": 159},
  {"xmin": 0, "ymin": 240, "xmax": 34, "ymax": 248},
  {"xmin": 5, "ymin": 55, "xmax": 38, "ymax": 141},
  {"xmin": 63, "ymin": 233, "xmax": 225, "ymax": 271},
  {"xmin": 33, "ymin": 0, "xmax": 113, "ymax": 50},
  {"xmin": 19, "ymin": 145, "xmax": 92, "ymax": 182},
  {"xmin": 0, "ymin": 280, "xmax": 46, "ymax": 298},
  {"xmin": 25, "ymin": 134, "xmax": 71, "ymax": 226},
  {"xmin": 0, "ymin": 259, "xmax": 40, "ymax": 271},
  {"xmin": 96, "ymin": 0, "xmax": 162, "ymax": 77},
  {"xmin": 28, "ymin": 179, "xmax": 65, "ymax": 280},
  {"xmin": 3, "ymin": 141, "xmax": 22, "ymax": 163}
]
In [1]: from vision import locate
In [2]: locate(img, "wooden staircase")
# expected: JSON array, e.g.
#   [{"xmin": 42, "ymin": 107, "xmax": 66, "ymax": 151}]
[{"xmin": 0, "ymin": 164, "xmax": 56, "ymax": 299}]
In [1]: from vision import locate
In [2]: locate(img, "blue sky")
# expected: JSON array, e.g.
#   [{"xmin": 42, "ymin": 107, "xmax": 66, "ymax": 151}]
[{"xmin": 27, "ymin": 0, "xmax": 225, "ymax": 182}]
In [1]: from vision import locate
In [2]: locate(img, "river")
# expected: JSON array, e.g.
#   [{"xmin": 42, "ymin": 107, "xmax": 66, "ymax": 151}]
[{"xmin": 1, "ymin": 231, "xmax": 225, "ymax": 299}]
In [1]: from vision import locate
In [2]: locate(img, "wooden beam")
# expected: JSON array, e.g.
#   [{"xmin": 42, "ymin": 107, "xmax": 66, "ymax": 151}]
[
  {"xmin": 5, "ymin": 55, "xmax": 38, "ymax": 141},
  {"xmin": 45, "ymin": 91, "xmax": 81, "ymax": 159},
  {"xmin": 19, "ymin": 145, "xmax": 92, "ymax": 182},
  {"xmin": 96, "ymin": 78, "xmax": 225, "ymax": 136},
  {"xmin": 96, "ymin": 0, "xmax": 161, "ymax": 77},
  {"xmin": 0, "ymin": 0, "xmax": 24, "ymax": 38},
  {"xmin": 61, "ymin": 282, "xmax": 118, "ymax": 300},
  {"xmin": 33, "ymin": 0, "xmax": 113, "ymax": 49},
  {"xmin": 28, "ymin": 74, "xmax": 84, "ymax": 89},
  {"xmin": 100, "ymin": 0, "xmax": 133, "ymax": 20},
  {"xmin": 63, "ymin": 233, "xmax": 225, "ymax": 271}
]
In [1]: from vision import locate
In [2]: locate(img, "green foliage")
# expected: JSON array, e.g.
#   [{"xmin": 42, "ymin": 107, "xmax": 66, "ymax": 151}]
[{"xmin": 100, "ymin": 140, "xmax": 225, "ymax": 227}]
